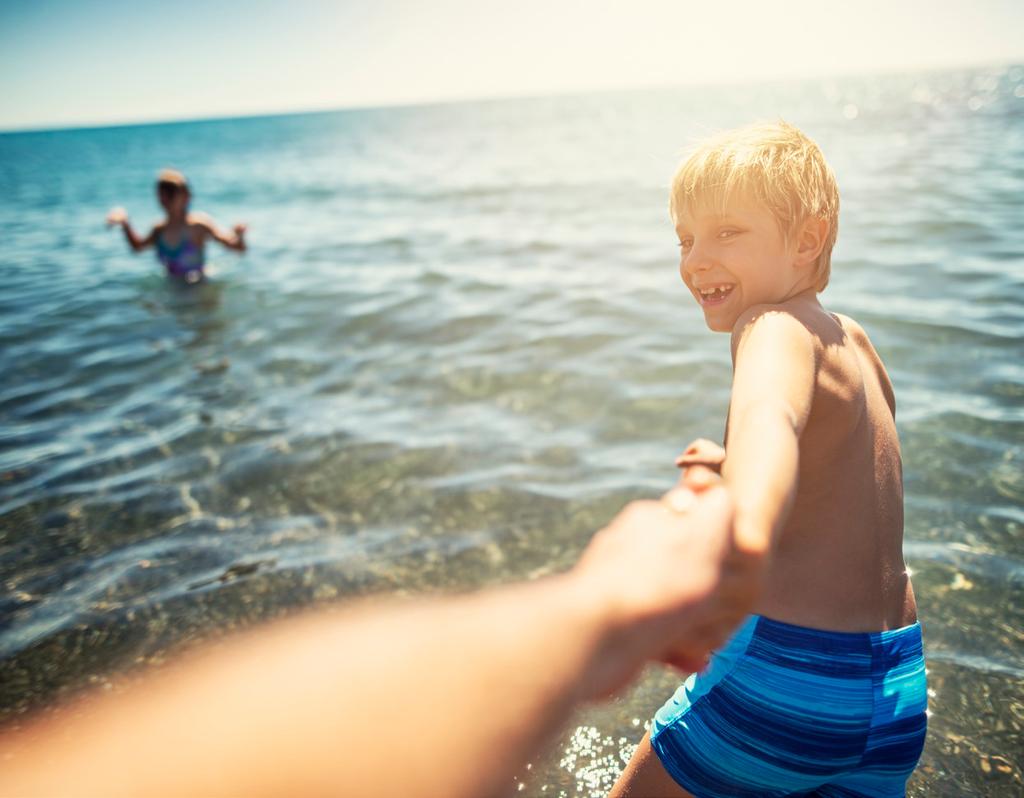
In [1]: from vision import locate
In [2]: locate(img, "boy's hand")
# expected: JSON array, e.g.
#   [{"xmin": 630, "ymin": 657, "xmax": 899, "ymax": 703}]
[
  {"xmin": 675, "ymin": 438, "xmax": 726, "ymax": 470},
  {"xmin": 233, "ymin": 223, "xmax": 247, "ymax": 238},
  {"xmin": 106, "ymin": 207, "xmax": 128, "ymax": 226},
  {"xmin": 675, "ymin": 438, "xmax": 726, "ymax": 493}
]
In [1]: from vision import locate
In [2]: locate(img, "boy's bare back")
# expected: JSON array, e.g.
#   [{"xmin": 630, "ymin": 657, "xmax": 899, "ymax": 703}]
[
  {"xmin": 610, "ymin": 120, "xmax": 927, "ymax": 798},
  {"xmin": 730, "ymin": 293, "xmax": 917, "ymax": 632}
]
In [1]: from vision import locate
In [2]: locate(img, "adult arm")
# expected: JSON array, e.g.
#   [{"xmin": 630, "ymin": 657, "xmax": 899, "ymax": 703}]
[{"xmin": 0, "ymin": 483, "xmax": 739, "ymax": 798}]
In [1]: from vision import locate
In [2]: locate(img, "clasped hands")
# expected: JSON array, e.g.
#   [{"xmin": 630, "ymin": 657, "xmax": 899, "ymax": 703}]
[{"xmin": 572, "ymin": 436, "xmax": 761, "ymax": 698}]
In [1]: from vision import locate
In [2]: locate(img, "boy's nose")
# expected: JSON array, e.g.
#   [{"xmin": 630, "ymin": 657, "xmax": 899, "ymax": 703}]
[{"xmin": 680, "ymin": 246, "xmax": 713, "ymax": 280}]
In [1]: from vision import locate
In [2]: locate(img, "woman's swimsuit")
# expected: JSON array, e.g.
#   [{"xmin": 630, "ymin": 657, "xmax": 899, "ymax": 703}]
[
  {"xmin": 650, "ymin": 614, "xmax": 928, "ymax": 797},
  {"xmin": 156, "ymin": 230, "xmax": 204, "ymax": 279}
]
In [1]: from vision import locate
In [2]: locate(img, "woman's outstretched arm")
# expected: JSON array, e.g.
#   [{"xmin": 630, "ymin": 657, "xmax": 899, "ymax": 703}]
[{"xmin": 106, "ymin": 207, "xmax": 156, "ymax": 252}]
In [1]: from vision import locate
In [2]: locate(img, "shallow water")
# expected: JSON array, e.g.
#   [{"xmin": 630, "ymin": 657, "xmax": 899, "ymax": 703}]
[{"xmin": 1, "ymin": 65, "xmax": 1022, "ymax": 795}]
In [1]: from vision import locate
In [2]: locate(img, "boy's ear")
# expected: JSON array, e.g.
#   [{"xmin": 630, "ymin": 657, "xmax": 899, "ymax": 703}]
[{"xmin": 793, "ymin": 217, "xmax": 829, "ymax": 267}]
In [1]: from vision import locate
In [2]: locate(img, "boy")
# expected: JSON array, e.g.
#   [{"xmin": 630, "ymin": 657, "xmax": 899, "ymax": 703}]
[
  {"xmin": 610, "ymin": 121, "xmax": 927, "ymax": 797},
  {"xmin": 107, "ymin": 169, "xmax": 246, "ymax": 283}
]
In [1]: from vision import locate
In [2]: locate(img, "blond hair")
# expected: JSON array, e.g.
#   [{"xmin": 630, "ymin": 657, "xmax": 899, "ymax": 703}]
[{"xmin": 669, "ymin": 121, "xmax": 839, "ymax": 292}]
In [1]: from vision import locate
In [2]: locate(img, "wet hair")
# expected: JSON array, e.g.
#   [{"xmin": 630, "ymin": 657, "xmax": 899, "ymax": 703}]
[{"xmin": 670, "ymin": 120, "xmax": 840, "ymax": 292}]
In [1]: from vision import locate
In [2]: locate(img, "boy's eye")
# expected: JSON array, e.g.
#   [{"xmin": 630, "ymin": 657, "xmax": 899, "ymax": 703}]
[
  {"xmin": 678, "ymin": 238, "xmax": 693, "ymax": 251},
  {"xmin": 718, "ymin": 229, "xmax": 739, "ymax": 239}
]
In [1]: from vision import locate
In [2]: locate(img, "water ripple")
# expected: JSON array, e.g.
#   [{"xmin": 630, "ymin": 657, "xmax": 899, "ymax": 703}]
[{"xmin": 1, "ymin": 64, "xmax": 1022, "ymax": 795}]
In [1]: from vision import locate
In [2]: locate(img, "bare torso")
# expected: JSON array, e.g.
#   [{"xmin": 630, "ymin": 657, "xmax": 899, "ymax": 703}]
[{"xmin": 728, "ymin": 298, "xmax": 918, "ymax": 632}]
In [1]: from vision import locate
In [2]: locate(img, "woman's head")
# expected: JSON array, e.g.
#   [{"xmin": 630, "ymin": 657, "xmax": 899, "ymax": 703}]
[{"xmin": 156, "ymin": 168, "xmax": 191, "ymax": 214}]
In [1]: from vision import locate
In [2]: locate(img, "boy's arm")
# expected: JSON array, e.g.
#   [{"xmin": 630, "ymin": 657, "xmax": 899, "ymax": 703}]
[
  {"xmin": 724, "ymin": 307, "xmax": 817, "ymax": 558},
  {"xmin": 106, "ymin": 207, "xmax": 156, "ymax": 252},
  {"xmin": 195, "ymin": 213, "xmax": 246, "ymax": 252}
]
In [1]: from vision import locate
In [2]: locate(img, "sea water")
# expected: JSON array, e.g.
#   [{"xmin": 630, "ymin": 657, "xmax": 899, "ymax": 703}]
[{"xmin": 1, "ymin": 65, "xmax": 1022, "ymax": 795}]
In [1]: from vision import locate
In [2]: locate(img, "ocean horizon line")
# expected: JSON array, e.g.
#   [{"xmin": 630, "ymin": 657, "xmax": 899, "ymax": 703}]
[{"xmin": 2, "ymin": 57, "xmax": 1019, "ymax": 137}]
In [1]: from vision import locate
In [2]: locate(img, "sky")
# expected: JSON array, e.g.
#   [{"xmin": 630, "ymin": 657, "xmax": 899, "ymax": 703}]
[{"xmin": 1, "ymin": 0, "xmax": 1023, "ymax": 131}]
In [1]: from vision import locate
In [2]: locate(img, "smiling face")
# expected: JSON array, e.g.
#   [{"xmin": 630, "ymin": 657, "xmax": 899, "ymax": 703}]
[
  {"xmin": 676, "ymin": 194, "xmax": 817, "ymax": 332},
  {"xmin": 668, "ymin": 121, "xmax": 841, "ymax": 321}
]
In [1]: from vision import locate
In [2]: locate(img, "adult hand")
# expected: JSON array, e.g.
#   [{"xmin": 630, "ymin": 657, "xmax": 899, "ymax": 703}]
[
  {"xmin": 0, "ymin": 475, "xmax": 749, "ymax": 798},
  {"xmin": 572, "ymin": 472, "xmax": 742, "ymax": 697},
  {"xmin": 106, "ymin": 206, "xmax": 128, "ymax": 226}
]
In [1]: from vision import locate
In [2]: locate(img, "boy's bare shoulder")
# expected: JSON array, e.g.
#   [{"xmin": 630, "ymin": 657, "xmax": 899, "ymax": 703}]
[
  {"xmin": 830, "ymin": 312, "xmax": 897, "ymax": 415},
  {"xmin": 830, "ymin": 312, "xmax": 870, "ymax": 345},
  {"xmin": 729, "ymin": 299, "xmax": 827, "ymax": 361},
  {"xmin": 828, "ymin": 311, "xmax": 885, "ymax": 367}
]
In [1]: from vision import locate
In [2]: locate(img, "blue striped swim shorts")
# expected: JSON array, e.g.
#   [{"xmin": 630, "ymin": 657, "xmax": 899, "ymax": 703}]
[{"xmin": 650, "ymin": 614, "xmax": 928, "ymax": 797}]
